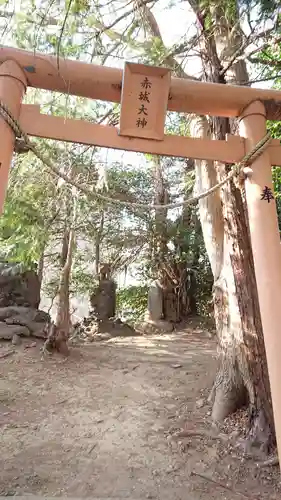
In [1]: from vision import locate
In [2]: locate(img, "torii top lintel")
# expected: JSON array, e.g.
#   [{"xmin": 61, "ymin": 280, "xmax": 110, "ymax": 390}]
[{"xmin": 1, "ymin": 45, "xmax": 281, "ymax": 121}]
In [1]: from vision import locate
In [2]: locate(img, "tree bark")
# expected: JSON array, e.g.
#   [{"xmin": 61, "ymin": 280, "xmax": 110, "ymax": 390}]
[
  {"xmin": 54, "ymin": 223, "xmax": 75, "ymax": 354},
  {"xmin": 192, "ymin": 116, "xmax": 245, "ymax": 420},
  {"xmin": 43, "ymin": 192, "xmax": 77, "ymax": 356},
  {"xmin": 37, "ymin": 248, "xmax": 45, "ymax": 287},
  {"xmin": 189, "ymin": 0, "xmax": 275, "ymax": 450},
  {"xmin": 95, "ymin": 210, "xmax": 104, "ymax": 277},
  {"xmin": 153, "ymin": 155, "xmax": 169, "ymax": 264}
]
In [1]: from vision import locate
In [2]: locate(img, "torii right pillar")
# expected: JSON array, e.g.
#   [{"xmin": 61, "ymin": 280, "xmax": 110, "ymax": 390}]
[{"xmin": 240, "ymin": 100, "xmax": 281, "ymax": 463}]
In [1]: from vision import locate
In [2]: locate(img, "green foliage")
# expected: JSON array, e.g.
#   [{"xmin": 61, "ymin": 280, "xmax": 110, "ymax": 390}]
[
  {"xmin": 0, "ymin": 162, "xmax": 52, "ymax": 267},
  {"xmin": 116, "ymin": 285, "xmax": 148, "ymax": 323},
  {"xmin": 194, "ymin": 253, "xmax": 213, "ymax": 317},
  {"xmin": 71, "ymin": 268, "xmax": 96, "ymax": 296}
]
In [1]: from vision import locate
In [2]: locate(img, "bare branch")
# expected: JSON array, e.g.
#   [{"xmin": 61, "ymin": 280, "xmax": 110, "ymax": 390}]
[
  {"xmin": 100, "ymin": 0, "xmax": 155, "ymax": 33},
  {"xmin": 220, "ymin": 31, "xmax": 281, "ymax": 77},
  {"xmin": 56, "ymin": 0, "xmax": 74, "ymax": 70}
]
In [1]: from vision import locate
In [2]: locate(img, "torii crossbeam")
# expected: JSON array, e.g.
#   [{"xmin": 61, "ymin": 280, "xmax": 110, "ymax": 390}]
[{"xmin": 1, "ymin": 45, "xmax": 281, "ymax": 468}]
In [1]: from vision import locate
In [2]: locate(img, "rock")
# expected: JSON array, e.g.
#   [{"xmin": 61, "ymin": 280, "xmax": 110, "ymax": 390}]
[
  {"xmin": 33, "ymin": 310, "xmax": 50, "ymax": 323},
  {"xmin": 196, "ymin": 398, "xmax": 205, "ymax": 409},
  {"xmin": 0, "ymin": 263, "xmax": 40, "ymax": 308},
  {"xmin": 12, "ymin": 334, "xmax": 21, "ymax": 345},
  {"xmin": 0, "ymin": 307, "xmax": 20, "ymax": 321},
  {"xmin": 90, "ymin": 279, "xmax": 116, "ymax": 320},
  {"xmin": 91, "ymin": 333, "xmax": 111, "ymax": 341},
  {"xmin": 25, "ymin": 342, "xmax": 37, "ymax": 349},
  {"xmin": 25, "ymin": 321, "xmax": 47, "ymax": 338},
  {"xmin": 147, "ymin": 281, "xmax": 163, "ymax": 321},
  {"xmin": 0, "ymin": 265, "xmax": 50, "ymax": 343},
  {"xmin": 154, "ymin": 319, "xmax": 174, "ymax": 332},
  {"xmin": 0, "ymin": 307, "xmax": 49, "ymax": 337},
  {"xmin": 70, "ymin": 315, "xmax": 139, "ymax": 344},
  {"xmin": 137, "ymin": 319, "xmax": 174, "ymax": 335},
  {"xmin": 0, "ymin": 348, "xmax": 15, "ymax": 359},
  {"xmin": 0, "ymin": 323, "xmax": 30, "ymax": 340},
  {"xmin": 97, "ymin": 319, "xmax": 137, "ymax": 337},
  {"xmin": 0, "ymin": 306, "xmax": 48, "ymax": 323}
]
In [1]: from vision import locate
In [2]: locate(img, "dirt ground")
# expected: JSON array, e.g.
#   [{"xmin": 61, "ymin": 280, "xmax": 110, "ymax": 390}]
[{"xmin": 0, "ymin": 322, "xmax": 280, "ymax": 499}]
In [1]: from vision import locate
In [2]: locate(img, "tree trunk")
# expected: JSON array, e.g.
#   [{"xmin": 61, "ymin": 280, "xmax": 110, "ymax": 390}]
[
  {"xmin": 153, "ymin": 155, "xmax": 169, "ymax": 264},
  {"xmin": 43, "ymin": 193, "xmax": 77, "ymax": 356},
  {"xmin": 189, "ymin": 0, "xmax": 275, "ymax": 451},
  {"xmin": 37, "ymin": 248, "xmax": 45, "ymax": 287},
  {"xmin": 192, "ymin": 116, "xmax": 244, "ymax": 421},
  {"xmin": 95, "ymin": 210, "xmax": 104, "ymax": 277},
  {"xmin": 54, "ymin": 224, "xmax": 75, "ymax": 354}
]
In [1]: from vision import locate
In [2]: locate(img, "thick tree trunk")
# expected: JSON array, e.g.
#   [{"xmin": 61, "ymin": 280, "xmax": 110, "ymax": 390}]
[
  {"xmin": 152, "ymin": 157, "xmax": 195, "ymax": 321},
  {"xmin": 190, "ymin": 0, "xmax": 275, "ymax": 450},
  {"xmin": 192, "ymin": 116, "xmax": 244, "ymax": 421},
  {"xmin": 228, "ymin": 183, "xmax": 275, "ymax": 450}
]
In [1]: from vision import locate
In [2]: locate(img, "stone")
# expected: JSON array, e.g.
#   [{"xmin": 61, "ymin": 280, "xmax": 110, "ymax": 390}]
[
  {"xmin": 0, "ymin": 303, "xmax": 49, "ymax": 342},
  {"xmin": 0, "ymin": 263, "xmax": 40, "ymax": 308},
  {"xmin": 147, "ymin": 281, "xmax": 163, "ymax": 321},
  {"xmin": 25, "ymin": 342, "xmax": 37, "ymax": 349},
  {"xmin": 70, "ymin": 315, "xmax": 139, "ymax": 344},
  {"xmin": 11, "ymin": 334, "xmax": 21, "ymax": 345},
  {"xmin": 0, "ymin": 349, "xmax": 15, "ymax": 359},
  {"xmin": 33, "ymin": 310, "xmax": 50, "ymax": 323},
  {"xmin": 0, "ymin": 306, "xmax": 48, "ymax": 323},
  {"xmin": 90, "ymin": 279, "xmax": 116, "ymax": 320},
  {"xmin": 196, "ymin": 398, "xmax": 205, "ymax": 409},
  {"xmin": 24, "ymin": 321, "xmax": 47, "ymax": 338},
  {"xmin": 0, "ymin": 323, "xmax": 30, "ymax": 340},
  {"xmin": 152, "ymin": 319, "xmax": 174, "ymax": 332},
  {"xmin": 137, "ymin": 319, "xmax": 174, "ymax": 335},
  {"xmin": 97, "ymin": 319, "xmax": 137, "ymax": 337},
  {"xmin": 0, "ymin": 307, "xmax": 49, "ymax": 336}
]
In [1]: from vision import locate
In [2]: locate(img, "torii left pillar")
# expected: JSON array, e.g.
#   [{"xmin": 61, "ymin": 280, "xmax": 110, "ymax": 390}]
[{"xmin": 0, "ymin": 60, "xmax": 27, "ymax": 213}]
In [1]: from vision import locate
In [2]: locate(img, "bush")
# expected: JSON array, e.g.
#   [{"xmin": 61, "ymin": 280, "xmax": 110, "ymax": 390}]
[{"xmin": 116, "ymin": 285, "xmax": 148, "ymax": 324}]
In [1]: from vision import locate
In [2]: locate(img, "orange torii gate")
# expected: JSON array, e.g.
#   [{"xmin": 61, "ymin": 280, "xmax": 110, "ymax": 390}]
[{"xmin": 1, "ymin": 46, "xmax": 281, "ymax": 462}]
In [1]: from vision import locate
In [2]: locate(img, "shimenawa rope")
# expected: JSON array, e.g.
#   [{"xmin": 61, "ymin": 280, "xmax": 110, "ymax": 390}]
[{"xmin": 0, "ymin": 99, "xmax": 272, "ymax": 210}]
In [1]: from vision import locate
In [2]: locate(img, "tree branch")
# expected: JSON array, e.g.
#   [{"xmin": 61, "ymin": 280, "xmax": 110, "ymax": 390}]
[
  {"xmin": 220, "ymin": 32, "xmax": 281, "ymax": 77},
  {"xmin": 100, "ymin": 0, "xmax": 155, "ymax": 33},
  {"xmin": 248, "ymin": 57, "xmax": 281, "ymax": 68},
  {"xmin": 138, "ymin": 2, "xmax": 199, "ymax": 80}
]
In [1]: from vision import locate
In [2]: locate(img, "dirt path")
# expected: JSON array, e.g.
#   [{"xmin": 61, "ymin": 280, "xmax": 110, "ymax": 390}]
[{"xmin": 0, "ymin": 327, "xmax": 280, "ymax": 499}]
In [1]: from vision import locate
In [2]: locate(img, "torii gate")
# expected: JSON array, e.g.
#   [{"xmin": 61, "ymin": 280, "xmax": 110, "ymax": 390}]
[{"xmin": 1, "ymin": 46, "xmax": 281, "ymax": 461}]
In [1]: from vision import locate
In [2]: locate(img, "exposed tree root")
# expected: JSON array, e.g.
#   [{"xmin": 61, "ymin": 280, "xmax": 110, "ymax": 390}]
[
  {"xmin": 237, "ymin": 408, "xmax": 274, "ymax": 459},
  {"xmin": 256, "ymin": 456, "xmax": 279, "ymax": 468},
  {"xmin": 41, "ymin": 321, "xmax": 69, "ymax": 357},
  {"xmin": 211, "ymin": 365, "xmax": 247, "ymax": 422}
]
